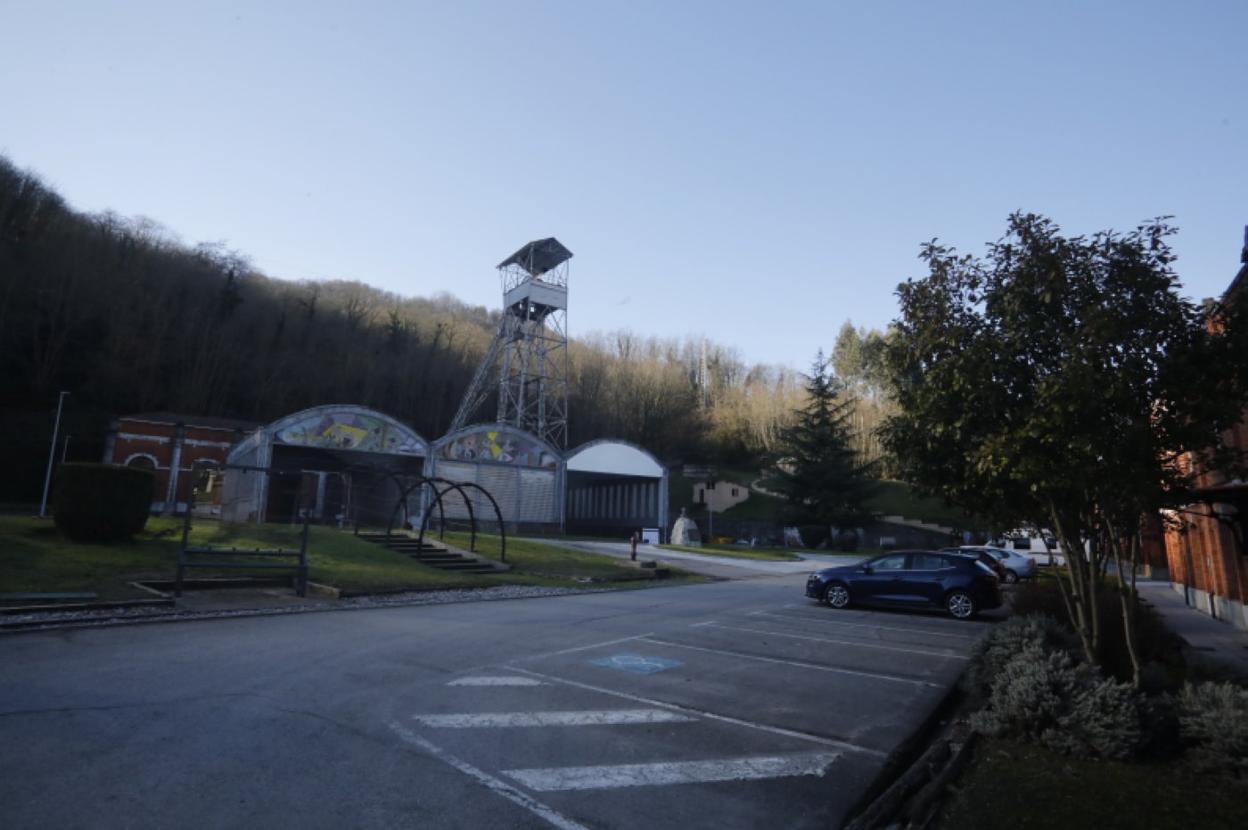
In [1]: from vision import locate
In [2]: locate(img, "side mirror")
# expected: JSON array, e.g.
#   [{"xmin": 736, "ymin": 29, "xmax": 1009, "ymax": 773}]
[{"xmin": 861, "ymin": 565, "xmax": 874, "ymax": 575}]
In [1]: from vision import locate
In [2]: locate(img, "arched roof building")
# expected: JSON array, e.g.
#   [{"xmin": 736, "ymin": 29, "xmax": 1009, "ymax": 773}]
[{"xmin": 222, "ymin": 405, "xmax": 428, "ymax": 523}]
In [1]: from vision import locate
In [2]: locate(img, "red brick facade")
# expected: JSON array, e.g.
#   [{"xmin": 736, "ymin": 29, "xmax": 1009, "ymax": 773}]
[{"xmin": 104, "ymin": 413, "xmax": 257, "ymax": 513}]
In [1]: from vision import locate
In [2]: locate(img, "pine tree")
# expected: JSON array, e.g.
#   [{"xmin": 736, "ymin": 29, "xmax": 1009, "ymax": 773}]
[{"xmin": 770, "ymin": 350, "xmax": 874, "ymax": 531}]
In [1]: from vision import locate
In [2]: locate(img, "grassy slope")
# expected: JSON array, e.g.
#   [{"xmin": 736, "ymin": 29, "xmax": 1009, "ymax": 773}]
[
  {"xmin": 701, "ymin": 477, "xmax": 978, "ymax": 529},
  {"xmin": 864, "ymin": 480, "xmax": 977, "ymax": 528},
  {"xmin": 939, "ymin": 737, "xmax": 1248, "ymax": 830},
  {"xmin": 0, "ymin": 517, "xmax": 701, "ymax": 601}
]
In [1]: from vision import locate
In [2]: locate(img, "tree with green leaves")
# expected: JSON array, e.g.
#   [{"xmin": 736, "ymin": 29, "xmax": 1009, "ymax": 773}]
[
  {"xmin": 880, "ymin": 213, "xmax": 1248, "ymax": 682},
  {"xmin": 769, "ymin": 350, "xmax": 875, "ymax": 537}
]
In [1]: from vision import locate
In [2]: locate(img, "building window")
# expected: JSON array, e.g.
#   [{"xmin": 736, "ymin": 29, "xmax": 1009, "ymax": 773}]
[
  {"xmin": 124, "ymin": 454, "xmax": 158, "ymax": 471},
  {"xmin": 731, "ymin": 487, "xmax": 739, "ymax": 497}
]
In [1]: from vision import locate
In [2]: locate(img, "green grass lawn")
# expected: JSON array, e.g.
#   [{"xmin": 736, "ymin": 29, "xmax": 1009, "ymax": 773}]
[
  {"xmin": 0, "ymin": 517, "xmax": 702, "ymax": 602},
  {"xmin": 938, "ymin": 737, "xmax": 1248, "ymax": 830},
  {"xmin": 658, "ymin": 542, "xmax": 802, "ymax": 561},
  {"xmin": 670, "ymin": 475, "xmax": 982, "ymax": 530},
  {"xmin": 441, "ymin": 532, "xmax": 701, "ymax": 584}
]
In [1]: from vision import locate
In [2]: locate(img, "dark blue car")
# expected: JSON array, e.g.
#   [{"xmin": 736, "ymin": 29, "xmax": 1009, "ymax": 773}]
[{"xmin": 805, "ymin": 550, "xmax": 1002, "ymax": 620}]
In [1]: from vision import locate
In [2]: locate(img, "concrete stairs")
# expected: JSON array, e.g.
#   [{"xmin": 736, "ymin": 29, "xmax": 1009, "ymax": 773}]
[{"xmin": 356, "ymin": 532, "xmax": 507, "ymax": 574}]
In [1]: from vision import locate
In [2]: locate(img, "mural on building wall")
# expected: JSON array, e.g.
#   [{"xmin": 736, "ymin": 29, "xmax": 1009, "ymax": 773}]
[
  {"xmin": 274, "ymin": 411, "xmax": 424, "ymax": 455},
  {"xmin": 441, "ymin": 428, "xmax": 558, "ymax": 469}
]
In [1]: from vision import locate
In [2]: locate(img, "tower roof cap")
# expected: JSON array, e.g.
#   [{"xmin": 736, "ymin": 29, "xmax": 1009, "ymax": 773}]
[{"xmin": 498, "ymin": 237, "xmax": 573, "ymax": 276}]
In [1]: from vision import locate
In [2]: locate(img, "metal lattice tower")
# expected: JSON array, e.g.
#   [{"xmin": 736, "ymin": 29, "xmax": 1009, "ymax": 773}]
[{"xmin": 450, "ymin": 238, "xmax": 571, "ymax": 448}]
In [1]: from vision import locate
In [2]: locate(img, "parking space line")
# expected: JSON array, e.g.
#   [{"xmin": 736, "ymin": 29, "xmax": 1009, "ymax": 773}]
[
  {"xmin": 389, "ymin": 722, "xmax": 589, "ymax": 830},
  {"xmin": 504, "ymin": 752, "xmax": 842, "ymax": 792},
  {"xmin": 508, "ymin": 667, "xmax": 888, "ymax": 757},
  {"xmin": 695, "ymin": 623, "xmax": 969, "ymax": 659},
  {"xmin": 637, "ymin": 638, "xmax": 945, "ymax": 686},
  {"xmin": 747, "ymin": 610, "xmax": 976, "ymax": 640},
  {"xmin": 781, "ymin": 603, "xmax": 990, "ymax": 628},
  {"xmin": 448, "ymin": 676, "xmax": 546, "ymax": 687},
  {"xmin": 522, "ymin": 633, "xmax": 656, "ymax": 660},
  {"xmin": 412, "ymin": 710, "xmax": 695, "ymax": 728}
]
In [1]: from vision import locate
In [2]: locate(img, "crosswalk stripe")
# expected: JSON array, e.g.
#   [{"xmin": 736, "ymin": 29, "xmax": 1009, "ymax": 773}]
[
  {"xmin": 412, "ymin": 710, "xmax": 695, "ymax": 728},
  {"xmin": 390, "ymin": 723, "xmax": 590, "ymax": 830},
  {"xmin": 504, "ymin": 752, "xmax": 841, "ymax": 791},
  {"xmin": 447, "ymin": 676, "xmax": 545, "ymax": 687}
]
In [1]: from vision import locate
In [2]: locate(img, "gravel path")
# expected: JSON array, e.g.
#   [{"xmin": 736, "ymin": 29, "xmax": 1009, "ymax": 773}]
[{"xmin": 0, "ymin": 584, "xmax": 612, "ymax": 633}]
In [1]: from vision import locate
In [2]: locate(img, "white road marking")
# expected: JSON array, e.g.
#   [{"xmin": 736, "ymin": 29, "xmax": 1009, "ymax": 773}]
[
  {"xmin": 696, "ymin": 622, "xmax": 969, "ymax": 659},
  {"xmin": 522, "ymin": 634, "xmax": 656, "ymax": 660},
  {"xmin": 389, "ymin": 722, "xmax": 589, "ymax": 830},
  {"xmin": 508, "ymin": 667, "xmax": 886, "ymax": 758},
  {"xmin": 505, "ymin": 752, "xmax": 842, "ymax": 792},
  {"xmin": 747, "ymin": 610, "xmax": 976, "ymax": 640},
  {"xmin": 448, "ymin": 676, "xmax": 545, "ymax": 687},
  {"xmin": 637, "ymin": 638, "xmax": 943, "ymax": 687},
  {"xmin": 412, "ymin": 710, "xmax": 695, "ymax": 728}
]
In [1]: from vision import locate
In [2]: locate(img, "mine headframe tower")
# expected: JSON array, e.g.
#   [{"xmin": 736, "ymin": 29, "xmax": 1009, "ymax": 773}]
[{"xmin": 449, "ymin": 237, "xmax": 571, "ymax": 448}]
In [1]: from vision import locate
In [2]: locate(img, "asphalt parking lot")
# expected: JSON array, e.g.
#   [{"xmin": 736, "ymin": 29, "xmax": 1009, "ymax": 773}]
[
  {"xmin": 0, "ymin": 573, "xmax": 996, "ymax": 829},
  {"xmin": 384, "ymin": 585, "xmax": 992, "ymax": 828}
]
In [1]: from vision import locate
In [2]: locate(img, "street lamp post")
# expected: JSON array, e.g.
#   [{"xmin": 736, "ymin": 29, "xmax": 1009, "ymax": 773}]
[{"xmin": 39, "ymin": 391, "xmax": 69, "ymax": 518}]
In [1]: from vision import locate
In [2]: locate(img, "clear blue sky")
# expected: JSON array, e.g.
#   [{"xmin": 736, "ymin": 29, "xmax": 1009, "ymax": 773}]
[{"xmin": 3, "ymin": 1, "xmax": 1245, "ymax": 367}]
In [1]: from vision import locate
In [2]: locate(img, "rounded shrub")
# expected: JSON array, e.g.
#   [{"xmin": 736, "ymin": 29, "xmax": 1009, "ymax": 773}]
[
  {"xmin": 798, "ymin": 524, "xmax": 827, "ymax": 548},
  {"xmin": 970, "ymin": 640, "xmax": 1144, "ymax": 760},
  {"xmin": 964, "ymin": 614, "xmax": 1071, "ymax": 698},
  {"xmin": 1179, "ymin": 682, "xmax": 1248, "ymax": 774},
  {"xmin": 53, "ymin": 463, "xmax": 155, "ymax": 542}
]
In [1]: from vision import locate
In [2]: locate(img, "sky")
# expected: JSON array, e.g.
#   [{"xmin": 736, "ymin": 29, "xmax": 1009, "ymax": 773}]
[{"xmin": 2, "ymin": 1, "xmax": 1246, "ymax": 367}]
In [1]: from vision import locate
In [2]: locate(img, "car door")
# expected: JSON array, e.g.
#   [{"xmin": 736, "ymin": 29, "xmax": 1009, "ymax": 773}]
[
  {"xmin": 903, "ymin": 553, "xmax": 954, "ymax": 607},
  {"xmin": 854, "ymin": 553, "xmax": 910, "ymax": 604}
]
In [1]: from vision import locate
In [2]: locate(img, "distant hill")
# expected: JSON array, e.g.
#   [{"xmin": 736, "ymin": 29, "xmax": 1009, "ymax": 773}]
[{"xmin": 0, "ymin": 154, "xmax": 803, "ymax": 499}]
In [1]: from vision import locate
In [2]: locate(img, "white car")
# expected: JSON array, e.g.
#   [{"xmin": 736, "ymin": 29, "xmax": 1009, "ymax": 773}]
[{"xmin": 947, "ymin": 546, "xmax": 1037, "ymax": 584}]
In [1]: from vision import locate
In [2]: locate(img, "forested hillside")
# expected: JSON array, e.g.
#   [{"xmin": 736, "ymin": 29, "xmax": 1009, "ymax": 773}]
[{"xmin": 0, "ymin": 155, "xmax": 821, "ymax": 500}]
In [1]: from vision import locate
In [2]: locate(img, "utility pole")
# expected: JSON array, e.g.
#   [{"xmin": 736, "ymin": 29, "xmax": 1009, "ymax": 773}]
[{"xmin": 39, "ymin": 391, "xmax": 69, "ymax": 518}]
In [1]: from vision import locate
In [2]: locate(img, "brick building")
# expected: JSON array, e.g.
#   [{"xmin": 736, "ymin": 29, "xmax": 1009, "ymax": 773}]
[
  {"xmin": 1161, "ymin": 231, "xmax": 1248, "ymax": 629},
  {"xmin": 103, "ymin": 412, "xmax": 258, "ymax": 514}
]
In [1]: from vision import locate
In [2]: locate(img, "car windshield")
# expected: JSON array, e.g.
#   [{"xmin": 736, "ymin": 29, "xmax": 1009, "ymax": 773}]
[{"xmin": 974, "ymin": 561, "xmax": 997, "ymax": 576}]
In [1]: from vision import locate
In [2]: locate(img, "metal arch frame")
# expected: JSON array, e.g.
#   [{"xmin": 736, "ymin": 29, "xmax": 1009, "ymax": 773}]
[
  {"xmin": 376, "ymin": 476, "xmax": 507, "ymax": 564},
  {"xmin": 422, "ymin": 480, "xmax": 507, "ymax": 564},
  {"xmin": 347, "ymin": 467, "xmax": 441, "ymax": 538}
]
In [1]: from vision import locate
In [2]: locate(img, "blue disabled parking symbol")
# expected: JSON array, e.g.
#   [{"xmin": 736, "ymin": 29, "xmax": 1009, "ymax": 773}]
[{"xmin": 590, "ymin": 653, "xmax": 682, "ymax": 675}]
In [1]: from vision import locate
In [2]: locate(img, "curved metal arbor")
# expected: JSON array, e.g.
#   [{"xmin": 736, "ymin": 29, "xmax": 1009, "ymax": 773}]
[{"xmin": 381, "ymin": 476, "xmax": 507, "ymax": 563}]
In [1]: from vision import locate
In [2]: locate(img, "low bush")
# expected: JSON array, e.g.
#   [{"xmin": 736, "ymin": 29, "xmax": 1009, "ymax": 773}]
[
  {"xmin": 1179, "ymin": 682, "xmax": 1248, "ymax": 775},
  {"xmin": 835, "ymin": 530, "xmax": 859, "ymax": 552},
  {"xmin": 971, "ymin": 642, "xmax": 1144, "ymax": 760},
  {"xmin": 963, "ymin": 614, "xmax": 1071, "ymax": 700},
  {"xmin": 1046, "ymin": 675, "xmax": 1144, "ymax": 760},
  {"xmin": 798, "ymin": 524, "xmax": 827, "ymax": 548},
  {"xmin": 53, "ymin": 463, "xmax": 154, "ymax": 542}
]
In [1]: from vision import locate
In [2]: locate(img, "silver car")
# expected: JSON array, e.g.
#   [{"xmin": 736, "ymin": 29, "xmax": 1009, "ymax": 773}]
[{"xmin": 947, "ymin": 546, "xmax": 1036, "ymax": 584}]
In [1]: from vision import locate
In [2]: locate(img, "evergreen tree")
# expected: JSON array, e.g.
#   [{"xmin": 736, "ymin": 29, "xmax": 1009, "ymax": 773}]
[{"xmin": 770, "ymin": 350, "xmax": 875, "ymax": 530}]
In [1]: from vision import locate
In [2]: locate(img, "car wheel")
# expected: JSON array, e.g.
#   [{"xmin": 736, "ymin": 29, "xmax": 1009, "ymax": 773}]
[
  {"xmin": 946, "ymin": 590, "xmax": 977, "ymax": 620},
  {"xmin": 1003, "ymin": 569, "xmax": 1019, "ymax": 585},
  {"xmin": 823, "ymin": 582, "xmax": 851, "ymax": 609}
]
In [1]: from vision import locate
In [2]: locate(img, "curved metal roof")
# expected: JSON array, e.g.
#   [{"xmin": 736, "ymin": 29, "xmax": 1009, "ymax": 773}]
[
  {"xmin": 565, "ymin": 439, "xmax": 665, "ymax": 478},
  {"xmin": 497, "ymin": 237, "xmax": 573, "ymax": 276}
]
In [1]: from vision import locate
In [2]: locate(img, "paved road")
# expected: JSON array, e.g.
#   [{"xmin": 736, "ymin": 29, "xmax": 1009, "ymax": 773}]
[
  {"xmin": 0, "ymin": 575, "xmax": 994, "ymax": 829},
  {"xmin": 555, "ymin": 540, "xmax": 863, "ymax": 580}
]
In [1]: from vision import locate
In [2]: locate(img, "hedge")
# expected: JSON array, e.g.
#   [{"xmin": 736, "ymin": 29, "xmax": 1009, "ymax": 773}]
[{"xmin": 53, "ymin": 463, "xmax": 154, "ymax": 542}]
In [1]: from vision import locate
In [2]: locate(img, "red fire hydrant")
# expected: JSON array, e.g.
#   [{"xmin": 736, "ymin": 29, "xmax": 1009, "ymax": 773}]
[{"xmin": 630, "ymin": 531, "xmax": 639, "ymax": 561}]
